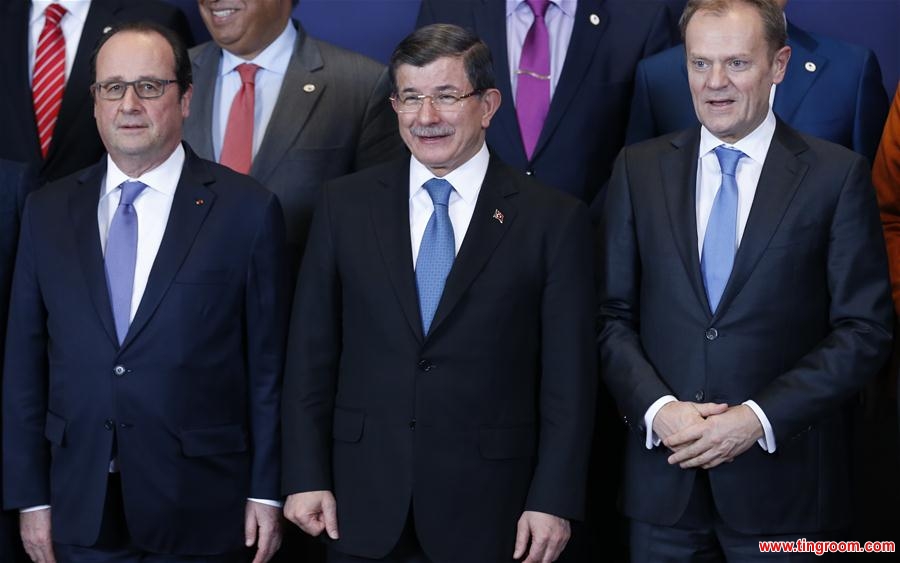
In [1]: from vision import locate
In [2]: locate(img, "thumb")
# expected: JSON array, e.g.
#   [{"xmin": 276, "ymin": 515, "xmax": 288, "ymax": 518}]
[
  {"xmin": 245, "ymin": 505, "xmax": 258, "ymax": 547},
  {"xmin": 694, "ymin": 402, "xmax": 729, "ymax": 417},
  {"xmin": 323, "ymin": 494, "xmax": 340, "ymax": 540},
  {"xmin": 513, "ymin": 515, "xmax": 530, "ymax": 560}
]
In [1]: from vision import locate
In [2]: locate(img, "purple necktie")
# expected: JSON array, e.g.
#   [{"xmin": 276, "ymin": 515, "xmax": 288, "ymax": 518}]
[
  {"xmin": 516, "ymin": 0, "xmax": 551, "ymax": 160},
  {"xmin": 105, "ymin": 181, "xmax": 147, "ymax": 344}
]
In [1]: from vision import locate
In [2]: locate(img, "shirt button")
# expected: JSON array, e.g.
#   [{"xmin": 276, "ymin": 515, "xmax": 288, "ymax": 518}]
[
  {"xmin": 705, "ymin": 328, "xmax": 718, "ymax": 341},
  {"xmin": 113, "ymin": 365, "xmax": 127, "ymax": 376},
  {"xmin": 695, "ymin": 390, "xmax": 705, "ymax": 402},
  {"xmin": 525, "ymin": 169, "xmax": 534, "ymax": 176}
]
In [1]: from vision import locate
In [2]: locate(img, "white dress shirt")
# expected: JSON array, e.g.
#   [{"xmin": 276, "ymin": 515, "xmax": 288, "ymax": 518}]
[
  {"xmin": 644, "ymin": 110, "xmax": 779, "ymax": 454},
  {"xmin": 212, "ymin": 20, "xmax": 296, "ymax": 162},
  {"xmin": 409, "ymin": 144, "xmax": 489, "ymax": 266},
  {"xmin": 29, "ymin": 0, "xmax": 91, "ymax": 85},
  {"xmin": 506, "ymin": 0, "xmax": 576, "ymax": 100}
]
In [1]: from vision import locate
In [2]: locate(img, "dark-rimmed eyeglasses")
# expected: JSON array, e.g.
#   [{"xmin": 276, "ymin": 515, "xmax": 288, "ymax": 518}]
[
  {"xmin": 91, "ymin": 79, "xmax": 178, "ymax": 101},
  {"xmin": 390, "ymin": 90, "xmax": 483, "ymax": 113}
]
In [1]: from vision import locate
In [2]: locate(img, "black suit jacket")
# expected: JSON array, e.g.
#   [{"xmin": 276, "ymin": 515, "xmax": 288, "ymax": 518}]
[
  {"xmin": 0, "ymin": 0, "xmax": 192, "ymax": 186},
  {"xmin": 598, "ymin": 122, "xmax": 893, "ymax": 532},
  {"xmin": 2, "ymin": 146, "xmax": 288, "ymax": 554},
  {"xmin": 416, "ymin": 0, "xmax": 674, "ymax": 203},
  {"xmin": 282, "ymin": 155, "xmax": 596, "ymax": 561},
  {"xmin": 626, "ymin": 22, "xmax": 889, "ymax": 162}
]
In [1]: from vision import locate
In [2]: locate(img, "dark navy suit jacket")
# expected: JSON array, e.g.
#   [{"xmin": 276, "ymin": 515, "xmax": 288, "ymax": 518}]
[
  {"xmin": 2, "ymin": 146, "xmax": 288, "ymax": 555},
  {"xmin": 417, "ymin": 0, "xmax": 674, "ymax": 203},
  {"xmin": 626, "ymin": 22, "xmax": 889, "ymax": 162}
]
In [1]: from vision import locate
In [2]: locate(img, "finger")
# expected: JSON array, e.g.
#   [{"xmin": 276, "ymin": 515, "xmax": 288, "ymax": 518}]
[
  {"xmin": 667, "ymin": 438, "xmax": 709, "ymax": 464},
  {"xmin": 252, "ymin": 520, "xmax": 274, "ymax": 563},
  {"xmin": 523, "ymin": 535, "xmax": 548, "ymax": 563},
  {"xmin": 679, "ymin": 447, "xmax": 722, "ymax": 469},
  {"xmin": 544, "ymin": 532, "xmax": 569, "ymax": 562},
  {"xmin": 323, "ymin": 495, "xmax": 340, "ymax": 540},
  {"xmin": 513, "ymin": 517, "xmax": 530, "ymax": 559},
  {"xmin": 664, "ymin": 425, "xmax": 704, "ymax": 448},
  {"xmin": 299, "ymin": 513, "xmax": 324, "ymax": 537},
  {"xmin": 693, "ymin": 402, "xmax": 729, "ymax": 417}
]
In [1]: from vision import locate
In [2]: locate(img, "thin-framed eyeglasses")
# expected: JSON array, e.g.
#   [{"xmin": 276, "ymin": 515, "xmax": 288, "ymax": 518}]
[
  {"xmin": 91, "ymin": 79, "xmax": 178, "ymax": 101},
  {"xmin": 390, "ymin": 90, "xmax": 483, "ymax": 113}
]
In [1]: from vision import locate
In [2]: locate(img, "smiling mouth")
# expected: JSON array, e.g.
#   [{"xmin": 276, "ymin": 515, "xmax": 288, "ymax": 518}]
[
  {"xmin": 707, "ymin": 99, "xmax": 734, "ymax": 108},
  {"xmin": 210, "ymin": 8, "xmax": 238, "ymax": 18}
]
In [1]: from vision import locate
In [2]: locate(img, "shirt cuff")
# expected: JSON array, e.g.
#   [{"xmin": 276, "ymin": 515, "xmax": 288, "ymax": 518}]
[
  {"xmin": 21, "ymin": 505, "xmax": 50, "ymax": 513},
  {"xmin": 248, "ymin": 497, "xmax": 283, "ymax": 508},
  {"xmin": 743, "ymin": 400, "xmax": 776, "ymax": 453},
  {"xmin": 644, "ymin": 395, "xmax": 677, "ymax": 449}
]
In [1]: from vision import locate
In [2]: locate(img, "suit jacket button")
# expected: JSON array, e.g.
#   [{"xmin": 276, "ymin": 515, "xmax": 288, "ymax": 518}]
[
  {"xmin": 417, "ymin": 359, "xmax": 433, "ymax": 372},
  {"xmin": 409, "ymin": 419, "xmax": 416, "ymax": 430},
  {"xmin": 113, "ymin": 365, "xmax": 127, "ymax": 376},
  {"xmin": 104, "ymin": 419, "xmax": 114, "ymax": 431},
  {"xmin": 705, "ymin": 328, "xmax": 718, "ymax": 340},
  {"xmin": 694, "ymin": 390, "xmax": 705, "ymax": 402}
]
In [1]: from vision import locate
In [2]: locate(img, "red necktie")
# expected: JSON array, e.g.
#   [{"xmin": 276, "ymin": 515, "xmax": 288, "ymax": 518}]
[
  {"xmin": 220, "ymin": 63, "xmax": 260, "ymax": 174},
  {"xmin": 32, "ymin": 3, "xmax": 68, "ymax": 160}
]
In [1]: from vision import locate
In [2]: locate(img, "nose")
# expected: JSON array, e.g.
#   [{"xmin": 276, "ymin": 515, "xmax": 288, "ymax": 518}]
[
  {"xmin": 415, "ymin": 96, "xmax": 441, "ymax": 124},
  {"xmin": 119, "ymin": 84, "xmax": 143, "ymax": 112},
  {"xmin": 706, "ymin": 63, "xmax": 729, "ymax": 89}
]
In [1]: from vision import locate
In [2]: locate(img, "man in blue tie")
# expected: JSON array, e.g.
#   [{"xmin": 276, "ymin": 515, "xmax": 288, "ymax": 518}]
[
  {"xmin": 3, "ymin": 21, "xmax": 288, "ymax": 563},
  {"xmin": 598, "ymin": 0, "xmax": 893, "ymax": 560},
  {"xmin": 281, "ymin": 23, "xmax": 596, "ymax": 563}
]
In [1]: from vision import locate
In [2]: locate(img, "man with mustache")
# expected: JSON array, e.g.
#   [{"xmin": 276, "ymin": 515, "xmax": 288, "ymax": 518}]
[{"xmin": 281, "ymin": 23, "xmax": 596, "ymax": 563}]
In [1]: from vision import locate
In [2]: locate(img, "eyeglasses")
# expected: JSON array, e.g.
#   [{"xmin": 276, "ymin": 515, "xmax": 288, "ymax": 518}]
[
  {"xmin": 91, "ymin": 79, "xmax": 178, "ymax": 101},
  {"xmin": 390, "ymin": 90, "xmax": 483, "ymax": 113}
]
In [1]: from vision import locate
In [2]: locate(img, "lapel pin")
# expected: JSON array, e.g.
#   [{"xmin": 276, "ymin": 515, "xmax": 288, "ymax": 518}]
[
  {"xmin": 303, "ymin": 83, "xmax": 316, "ymax": 93},
  {"xmin": 195, "ymin": 198, "xmax": 205, "ymax": 206},
  {"xmin": 103, "ymin": 26, "xmax": 113, "ymax": 34},
  {"xmin": 804, "ymin": 61, "xmax": 816, "ymax": 72},
  {"xmin": 590, "ymin": 13, "xmax": 600, "ymax": 25},
  {"xmin": 493, "ymin": 209, "xmax": 505, "ymax": 224}
]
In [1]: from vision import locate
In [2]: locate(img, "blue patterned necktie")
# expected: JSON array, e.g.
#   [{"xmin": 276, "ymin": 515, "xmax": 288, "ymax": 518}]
[
  {"xmin": 701, "ymin": 146, "xmax": 744, "ymax": 313},
  {"xmin": 416, "ymin": 178, "xmax": 455, "ymax": 335},
  {"xmin": 105, "ymin": 180, "xmax": 148, "ymax": 343}
]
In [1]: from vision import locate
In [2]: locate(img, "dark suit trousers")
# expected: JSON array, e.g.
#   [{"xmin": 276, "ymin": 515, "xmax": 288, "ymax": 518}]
[
  {"xmin": 54, "ymin": 474, "xmax": 247, "ymax": 563},
  {"xmin": 327, "ymin": 509, "xmax": 430, "ymax": 563},
  {"xmin": 629, "ymin": 472, "xmax": 850, "ymax": 562}
]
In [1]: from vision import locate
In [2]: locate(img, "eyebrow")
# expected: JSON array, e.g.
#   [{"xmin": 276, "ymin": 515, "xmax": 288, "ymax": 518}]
[{"xmin": 400, "ymin": 84, "xmax": 465, "ymax": 93}]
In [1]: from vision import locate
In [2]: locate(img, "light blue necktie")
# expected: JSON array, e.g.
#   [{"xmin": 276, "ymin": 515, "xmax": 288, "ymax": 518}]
[
  {"xmin": 701, "ymin": 146, "xmax": 744, "ymax": 313},
  {"xmin": 105, "ymin": 180, "xmax": 147, "ymax": 344},
  {"xmin": 416, "ymin": 178, "xmax": 455, "ymax": 335}
]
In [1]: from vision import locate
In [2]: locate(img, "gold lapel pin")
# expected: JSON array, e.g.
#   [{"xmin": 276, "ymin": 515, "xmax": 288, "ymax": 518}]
[{"xmin": 303, "ymin": 84, "xmax": 316, "ymax": 93}]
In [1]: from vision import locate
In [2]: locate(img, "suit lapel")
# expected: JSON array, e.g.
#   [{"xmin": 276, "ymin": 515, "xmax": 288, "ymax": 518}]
[
  {"xmin": 661, "ymin": 129, "xmax": 710, "ymax": 314},
  {"xmin": 370, "ymin": 160, "xmax": 423, "ymax": 342},
  {"xmin": 184, "ymin": 41, "xmax": 219, "ymax": 159},
  {"xmin": 532, "ymin": 0, "xmax": 605, "ymax": 160},
  {"xmin": 474, "ymin": 0, "xmax": 526, "ymax": 162},
  {"xmin": 5, "ymin": 1, "xmax": 41, "ymax": 158},
  {"xmin": 713, "ymin": 122, "xmax": 808, "ymax": 318},
  {"xmin": 773, "ymin": 23, "xmax": 824, "ymax": 124},
  {"xmin": 251, "ymin": 23, "xmax": 324, "ymax": 185},
  {"xmin": 70, "ymin": 160, "xmax": 118, "ymax": 345},
  {"xmin": 121, "ymin": 146, "xmax": 215, "ymax": 348},
  {"xmin": 428, "ymin": 158, "xmax": 517, "ymax": 335}
]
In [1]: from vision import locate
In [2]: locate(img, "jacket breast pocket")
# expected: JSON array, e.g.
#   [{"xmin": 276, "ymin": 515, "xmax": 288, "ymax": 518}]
[
  {"xmin": 179, "ymin": 424, "xmax": 247, "ymax": 457},
  {"xmin": 478, "ymin": 425, "xmax": 536, "ymax": 460}
]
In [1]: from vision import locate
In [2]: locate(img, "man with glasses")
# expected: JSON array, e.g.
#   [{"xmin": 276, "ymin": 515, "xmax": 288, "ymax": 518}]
[
  {"xmin": 281, "ymin": 23, "xmax": 596, "ymax": 563},
  {"xmin": 3, "ymin": 21, "xmax": 288, "ymax": 563}
]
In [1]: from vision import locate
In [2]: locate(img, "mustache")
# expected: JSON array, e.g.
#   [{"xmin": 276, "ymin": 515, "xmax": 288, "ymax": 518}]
[{"xmin": 410, "ymin": 125, "xmax": 455, "ymax": 137}]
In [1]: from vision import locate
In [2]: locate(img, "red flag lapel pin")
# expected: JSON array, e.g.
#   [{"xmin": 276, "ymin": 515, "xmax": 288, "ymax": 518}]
[{"xmin": 493, "ymin": 209, "xmax": 505, "ymax": 224}]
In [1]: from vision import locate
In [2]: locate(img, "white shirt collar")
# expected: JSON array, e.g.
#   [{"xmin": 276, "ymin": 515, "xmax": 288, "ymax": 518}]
[
  {"xmin": 103, "ymin": 143, "xmax": 185, "ymax": 199},
  {"xmin": 409, "ymin": 143, "xmax": 490, "ymax": 205},
  {"xmin": 506, "ymin": 0, "xmax": 576, "ymax": 17},
  {"xmin": 220, "ymin": 19, "xmax": 296, "ymax": 74},
  {"xmin": 699, "ymin": 108, "xmax": 777, "ymax": 166},
  {"xmin": 30, "ymin": 1, "xmax": 90, "ymax": 26}
]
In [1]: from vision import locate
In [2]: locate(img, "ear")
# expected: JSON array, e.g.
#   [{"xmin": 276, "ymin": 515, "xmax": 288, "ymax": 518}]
[
  {"xmin": 180, "ymin": 84, "xmax": 193, "ymax": 119},
  {"xmin": 770, "ymin": 45, "xmax": 791, "ymax": 85},
  {"xmin": 479, "ymin": 88, "xmax": 502, "ymax": 129}
]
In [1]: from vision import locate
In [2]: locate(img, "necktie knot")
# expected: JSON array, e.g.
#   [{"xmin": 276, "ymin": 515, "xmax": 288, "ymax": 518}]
[
  {"xmin": 714, "ymin": 145, "xmax": 744, "ymax": 177},
  {"xmin": 526, "ymin": 0, "xmax": 551, "ymax": 18},
  {"xmin": 236, "ymin": 63, "xmax": 260, "ymax": 86},
  {"xmin": 44, "ymin": 3, "xmax": 67, "ymax": 25},
  {"xmin": 424, "ymin": 178, "xmax": 453, "ymax": 208},
  {"xmin": 119, "ymin": 181, "xmax": 147, "ymax": 206}
]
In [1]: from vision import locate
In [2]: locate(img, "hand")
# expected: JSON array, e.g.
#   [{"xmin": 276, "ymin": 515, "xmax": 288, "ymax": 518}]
[
  {"xmin": 665, "ymin": 405, "xmax": 764, "ymax": 469},
  {"xmin": 245, "ymin": 501, "xmax": 282, "ymax": 563},
  {"xmin": 653, "ymin": 401, "xmax": 729, "ymax": 449},
  {"xmin": 284, "ymin": 490, "xmax": 339, "ymax": 540},
  {"xmin": 513, "ymin": 511, "xmax": 570, "ymax": 563},
  {"xmin": 20, "ymin": 508, "xmax": 55, "ymax": 563}
]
